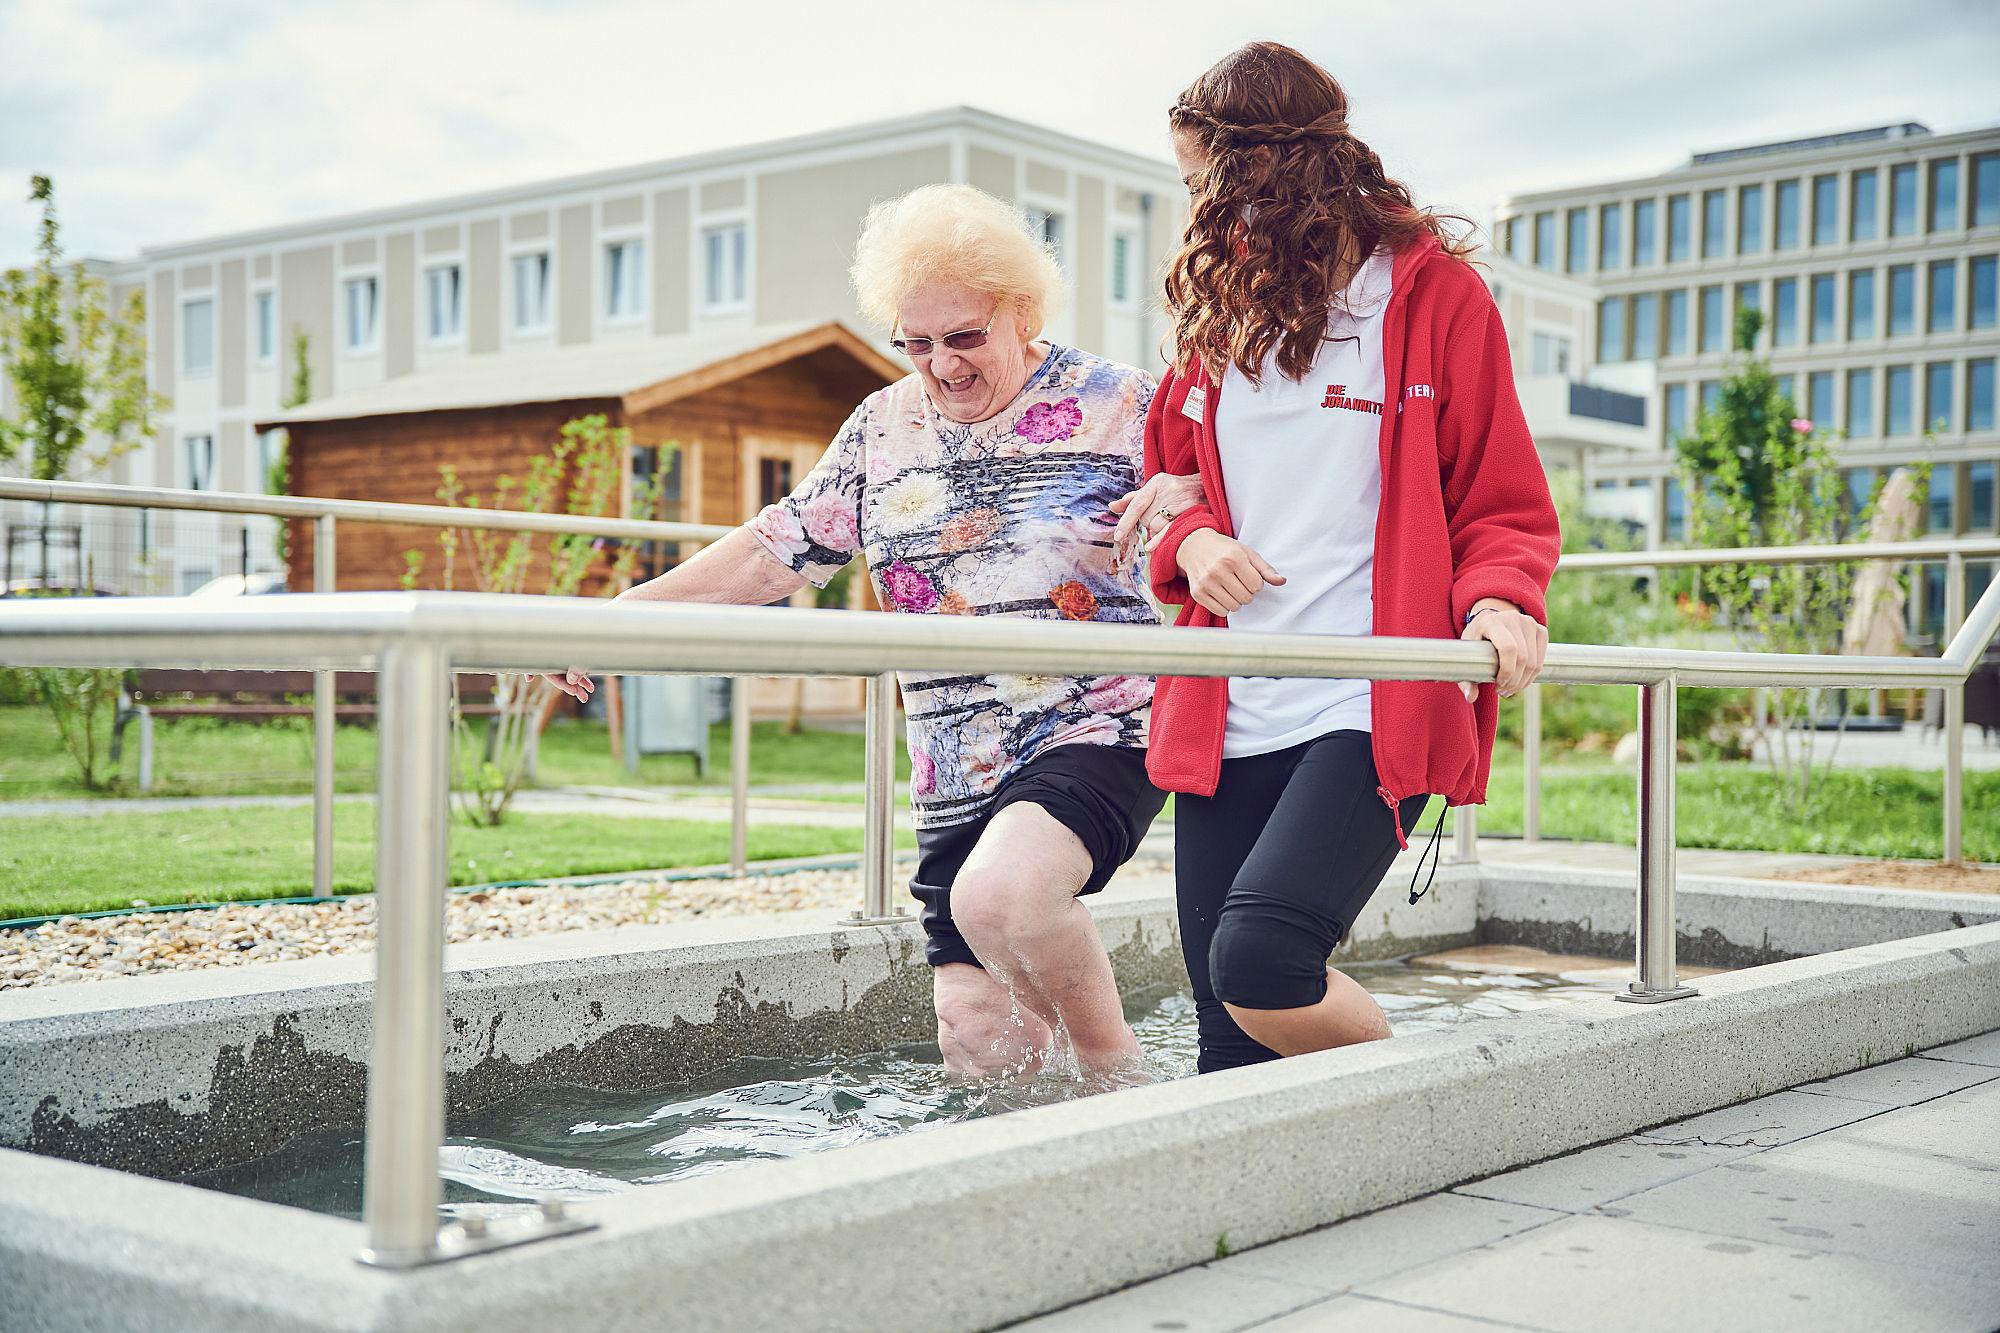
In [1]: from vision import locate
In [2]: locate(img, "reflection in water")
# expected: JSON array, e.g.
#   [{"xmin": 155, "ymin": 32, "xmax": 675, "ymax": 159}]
[{"xmin": 188, "ymin": 961, "xmax": 1618, "ymax": 1220}]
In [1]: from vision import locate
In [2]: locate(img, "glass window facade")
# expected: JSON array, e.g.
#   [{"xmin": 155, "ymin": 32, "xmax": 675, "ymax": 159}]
[
  {"xmin": 1699, "ymin": 285, "xmax": 1725, "ymax": 352},
  {"xmin": 1664, "ymin": 477, "xmax": 1686, "ymax": 541},
  {"xmin": 1851, "ymin": 168, "xmax": 1879, "ymax": 241},
  {"xmin": 1812, "ymin": 174, "xmax": 1839, "ymax": 246},
  {"xmin": 1633, "ymin": 199, "xmax": 1657, "ymax": 266},
  {"xmin": 1508, "ymin": 216, "xmax": 1528, "ymax": 262},
  {"xmin": 1534, "ymin": 211, "xmax": 1556, "ymax": 269},
  {"xmin": 1700, "ymin": 379, "xmax": 1722, "ymax": 415},
  {"xmin": 1808, "ymin": 370, "xmax": 1835, "ymax": 427},
  {"xmin": 1736, "ymin": 184, "xmax": 1764, "ymax": 254},
  {"xmin": 1976, "ymin": 153, "xmax": 2000, "ymax": 229},
  {"xmin": 1970, "ymin": 458, "xmax": 1996, "ymax": 529},
  {"xmin": 181, "ymin": 298, "xmax": 213, "ymax": 375},
  {"xmin": 1929, "ymin": 465, "xmax": 1955, "ymax": 532},
  {"xmin": 1567, "ymin": 208, "xmax": 1589, "ymax": 273},
  {"xmin": 1598, "ymin": 295, "xmax": 1627, "ymax": 362},
  {"xmin": 1888, "ymin": 264, "xmax": 1916, "ymax": 336},
  {"xmin": 1775, "ymin": 373, "xmax": 1796, "ymax": 405},
  {"xmin": 1886, "ymin": 364, "xmax": 1914, "ymax": 436},
  {"xmin": 1927, "ymin": 361, "xmax": 1955, "ymax": 432},
  {"xmin": 1845, "ymin": 467, "xmax": 1875, "ymax": 517},
  {"xmin": 1771, "ymin": 278, "xmax": 1799, "ymax": 346},
  {"xmin": 1849, "ymin": 268, "xmax": 1876, "ymax": 340},
  {"xmin": 1890, "ymin": 163, "xmax": 1918, "ymax": 236},
  {"xmin": 1702, "ymin": 189, "xmax": 1727, "ymax": 258},
  {"xmin": 1810, "ymin": 273, "xmax": 1837, "ymax": 343},
  {"xmin": 1930, "ymin": 158, "xmax": 1960, "ymax": 232},
  {"xmin": 1929, "ymin": 259, "xmax": 1957, "ymax": 333},
  {"xmin": 1630, "ymin": 292, "xmax": 1658, "ymax": 360},
  {"xmin": 1971, "ymin": 255, "xmax": 1996, "ymax": 330},
  {"xmin": 1847, "ymin": 368, "xmax": 1876, "ymax": 437},
  {"xmin": 1667, "ymin": 194, "xmax": 1692, "ymax": 262},
  {"xmin": 1665, "ymin": 288, "xmax": 1689, "ymax": 355},
  {"xmin": 1774, "ymin": 179, "xmax": 1801, "ymax": 250},
  {"xmin": 1598, "ymin": 203, "xmax": 1622, "ymax": 270},
  {"xmin": 1972, "ymin": 359, "xmax": 1997, "ymax": 434},
  {"xmin": 1663, "ymin": 382, "xmax": 1688, "ymax": 441}
]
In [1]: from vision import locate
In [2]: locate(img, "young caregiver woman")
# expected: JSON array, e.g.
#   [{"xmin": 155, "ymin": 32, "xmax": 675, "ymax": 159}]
[{"xmin": 1112, "ymin": 42, "xmax": 1561, "ymax": 1074}]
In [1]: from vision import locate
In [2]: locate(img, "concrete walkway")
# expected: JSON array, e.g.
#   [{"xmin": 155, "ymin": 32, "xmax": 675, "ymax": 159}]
[
  {"xmin": 1025, "ymin": 1031, "xmax": 2000, "ymax": 1333},
  {"xmin": 1754, "ymin": 722, "xmax": 2000, "ymax": 771}
]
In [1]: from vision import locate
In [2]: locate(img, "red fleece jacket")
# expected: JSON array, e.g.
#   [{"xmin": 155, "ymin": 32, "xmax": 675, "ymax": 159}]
[{"xmin": 1144, "ymin": 236, "xmax": 1560, "ymax": 841}]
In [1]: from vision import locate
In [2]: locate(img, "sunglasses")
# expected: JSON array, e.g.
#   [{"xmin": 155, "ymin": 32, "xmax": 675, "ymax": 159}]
[{"xmin": 890, "ymin": 313, "xmax": 996, "ymax": 358}]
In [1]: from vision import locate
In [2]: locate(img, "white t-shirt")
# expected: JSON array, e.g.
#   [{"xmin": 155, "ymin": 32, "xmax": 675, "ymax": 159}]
[{"xmin": 1213, "ymin": 248, "xmax": 1392, "ymax": 758}]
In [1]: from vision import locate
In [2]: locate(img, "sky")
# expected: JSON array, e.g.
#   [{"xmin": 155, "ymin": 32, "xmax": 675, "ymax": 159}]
[{"xmin": 1, "ymin": 0, "xmax": 1997, "ymax": 265}]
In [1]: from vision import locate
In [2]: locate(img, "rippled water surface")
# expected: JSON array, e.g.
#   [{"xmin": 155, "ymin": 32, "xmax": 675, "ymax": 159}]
[{"xmin": 190, "ymin": 960, "xmax": 1618, "ymax": 1219}]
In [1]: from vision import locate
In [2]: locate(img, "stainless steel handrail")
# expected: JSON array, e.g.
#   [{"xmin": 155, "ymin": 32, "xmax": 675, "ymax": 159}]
[{"xmin": 5, "ymin": 580, "xmax": 1999, "ymax": 1269}]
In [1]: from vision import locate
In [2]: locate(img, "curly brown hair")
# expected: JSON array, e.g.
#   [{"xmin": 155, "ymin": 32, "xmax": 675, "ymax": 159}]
[{"xmin": 1166, "ymin": 42, "xmax": 1477, "ymax": 385}]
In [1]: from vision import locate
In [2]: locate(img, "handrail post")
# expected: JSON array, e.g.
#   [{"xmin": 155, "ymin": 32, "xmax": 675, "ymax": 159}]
[
  {"xmin": 1617, "ymin": 676, "xmax": 1697, "ymax": 1003},
  {"xmin": 312, "ymin": 515, "xmax": 336, "ymax": 899},
  {"xmin": 1943, "ymin": 551, "xmax": 1965, "ymax": 866},
  {"xmin": 1452, "ymin": 804, "xmax": 1478, "ymax": 862},
  {"xmin": 358, "ymin": 637, "xmax": 450, "ymax": 1267},
  {"xmin": 729, "ymin": 675, "xmax": 751, "ymax": 875},
  {"xmin": 1522, "ymin": 683, "xmax": 1543, "ymax": 846},
  {"xmin": 850, "ymin": 672, "xmax": 904, "ymax": 924}
]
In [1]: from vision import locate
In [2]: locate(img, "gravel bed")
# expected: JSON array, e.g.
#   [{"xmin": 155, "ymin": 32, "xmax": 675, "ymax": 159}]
[{"xmin": 1, "ymin": 854, "xmax": 1175, "ymax": 990}]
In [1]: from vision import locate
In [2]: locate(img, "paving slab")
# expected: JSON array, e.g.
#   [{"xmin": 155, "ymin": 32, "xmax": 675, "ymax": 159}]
[
  {"xmin": 1822, "ymin": 1077, "xmax": 2000, "ymax": 1171},
  {"xmin": 1353, "ymin": 1213, "xmax": 2000, "ymax": 1333},
  {"xmin": 1631, "ymin": 1088, "xmax": 1883, "ymax": 1149},
  {"xmin": 1209, "ymin": 1193, "xmax": 1559, "ymax": 1294},
  {"xmin": 1794, "ymin": 1054, "xmax": 1999, "ymax": 1106},
  {"xmin": 1012, "ymin": 1264, "xmax": 1324, "ymax": 1332},
  {"xmin": 1451, "ymin": 1138, "xmax": 1745, "ymax": 1213},
  {"xmin": 1919, "ymin": 1028, "xmax": 2000, "ymax": 1067},
  {"xmin": 1256, "ymin": 1294, "xmax": 1558, "ymax": 1331}
]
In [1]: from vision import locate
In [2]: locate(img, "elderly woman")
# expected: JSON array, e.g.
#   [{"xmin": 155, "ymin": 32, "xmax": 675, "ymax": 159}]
[{"xmin": 550, "ymin": 185, "xmax": 1165, "ymax": 1079}]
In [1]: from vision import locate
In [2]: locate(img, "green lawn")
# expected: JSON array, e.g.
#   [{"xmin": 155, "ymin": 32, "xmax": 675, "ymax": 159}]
[
  {"xmin": 0, "ymin": 804, "xmax": 914, "ymax": 920},
  {"xmin": 0, "ymin": 705, "xmax": 904, "ymax": 802}
]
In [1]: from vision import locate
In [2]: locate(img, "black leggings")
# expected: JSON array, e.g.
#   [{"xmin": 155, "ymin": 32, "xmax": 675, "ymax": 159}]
[{"xmin": 1176, "ymin": 730, "xmax": 1431, "ymax": 1074}]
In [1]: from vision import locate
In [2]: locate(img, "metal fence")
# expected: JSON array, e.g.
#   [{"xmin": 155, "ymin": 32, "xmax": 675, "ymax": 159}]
[{"xmin": 5, "ymin": 578, "xmax": 1998, "ymax": 1267}]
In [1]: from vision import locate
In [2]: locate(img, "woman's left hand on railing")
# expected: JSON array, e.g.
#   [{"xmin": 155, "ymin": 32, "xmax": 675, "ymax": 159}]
[
  {"xmin": 544, "ymin": 667, "xmax": 595, "ymax": 702},
  {"xmin": 1460, "ymin": 598, "xmax": 1547, "ymax": 701},
  {"xmin": 1108, "ymin": 472, "xmax": 1207, "ymax": 571}
]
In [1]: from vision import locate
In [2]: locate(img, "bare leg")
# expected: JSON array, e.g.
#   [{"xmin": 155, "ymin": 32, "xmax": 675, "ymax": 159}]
[
  {"xmin": 949, "ymin": 804, "xmax": 1141, "ymax": 1072},
  {"xmin": 933, "ymin": 961, "xmax": 1055, "ymax": 1078},
  {"xmin": 1226, "ymin": 966, "xmax": 1390, "ymax": 1058}
]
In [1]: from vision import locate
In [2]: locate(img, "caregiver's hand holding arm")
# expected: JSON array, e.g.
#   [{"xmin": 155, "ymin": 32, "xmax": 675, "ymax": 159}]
[{"xmin": 1176, "ymin": 528, "xmax": 1285, "ymax": 618}]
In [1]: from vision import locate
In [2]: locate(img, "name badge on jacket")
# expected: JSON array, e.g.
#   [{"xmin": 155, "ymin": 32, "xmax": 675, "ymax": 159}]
[{"xmin": 1181, "ymin": 386, "xmax": 1206, "ymax": 424}]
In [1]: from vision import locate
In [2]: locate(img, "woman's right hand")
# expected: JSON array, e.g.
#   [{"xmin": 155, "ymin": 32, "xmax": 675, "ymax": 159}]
[
  {"xmin": 1178, "ymin": 529, "xmax": 1285, "ymax": 617},
  {"xmin": 542, "ymin": 667, "xmax": 595, "ymax": 702}
]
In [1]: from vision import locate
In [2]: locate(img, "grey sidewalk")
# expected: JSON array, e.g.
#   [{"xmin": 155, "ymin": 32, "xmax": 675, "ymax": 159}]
[{"xmin": 1023, "ymin": 1031, "xmax": 2000, "ymax": 1333}]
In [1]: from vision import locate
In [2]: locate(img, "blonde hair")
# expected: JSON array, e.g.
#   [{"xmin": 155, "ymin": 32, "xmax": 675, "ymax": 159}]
[{"xmin": 850, "ymin": 184, "xmax": 1066, "ymax": 337}]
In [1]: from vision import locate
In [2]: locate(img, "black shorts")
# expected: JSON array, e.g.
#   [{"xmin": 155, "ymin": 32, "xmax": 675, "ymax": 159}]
[{"xmin": 910, "ymin": 744, "xmax": 1168, "ymax": 969}]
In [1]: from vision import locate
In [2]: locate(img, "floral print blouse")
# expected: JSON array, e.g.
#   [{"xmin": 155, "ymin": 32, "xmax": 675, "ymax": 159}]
[{"xmin": 749, "ymin": 344, "xmax": 1158, "ymax": 829}]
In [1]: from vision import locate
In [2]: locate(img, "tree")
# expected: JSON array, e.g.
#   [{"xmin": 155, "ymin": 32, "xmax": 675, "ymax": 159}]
[
  {"xmin": 403, "ymin": 415, "xmax": 671, "ymax": 825},
  {"xmin": 1674, "ymin": 306, "xmax": 1885, "ymax": 806}
]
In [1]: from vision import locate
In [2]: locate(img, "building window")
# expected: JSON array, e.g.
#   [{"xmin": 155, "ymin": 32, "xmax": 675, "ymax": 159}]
[
  {"xmin": 605, "ymin": 238, "xmax": 645, "ymax": 320},
  {"xmin": 1887, "ymin": 264, "xmax": 1916, "ymax": 337},
  {"xmin": 1597, "ymin": 203, "xmax": 1622, "ymax": 270},
  {"xmin": 256, "ymin": 430, "xmax": 284, "ymax": 495},
  {"xmin": 1532, "ymin": 211, "xmax": 1556, "ymax": 269},
  {"xmin": 181, "ymin": 298, "xmax": 214, "ymax": 376},
  {"xmin": 343, "ymin": 275, "xmax": 379, "ymax": 351},
  {"xmin": 1597, "ymin": 295, "xmax": 1626, "ymax": 363},
  {"xmin": 1851, "ymin": 168, "xmax": 1879, "ymax": 242},
  {"xmin": 1025, "ymin": 207, "xmax": 1066, "ymax": 269},
  {"xmin": 1811, "ymin": 174, "xmax": 1839, "ymax": 246},
  {"xmin": 1630, "ymin": 292, "xmax": 1659, "ymax": 360},
  {"xmin": 757, "ymin": 457, "xmax": 793, "ymax": 508},
  {"xmin": 1885, "ymin": 364, "xmax": 1914, "ymax": 436},
  {"xmin": 1702, "ymin": 189, "xmax": 1727, "ymax": 258},
  {"xmin": 1664, "ymin": 477, "xmax": 1686, "ymax": 542},
  {"xmin": 1927, "ymin": 361, "xmax": 1955, "ymax": 433},
  {"xmin": 182, "ymin": 434, "xmax": 214, "ymax": 491},
  {"xmin": 1734, "ymin": 280, "xmax": 1761, "ymax": 330},
  {"xmin": 1771, "ymin": 277, "xmax": 1798, "ymax": 347},
  {"xmin": 1889, "ymin": 163, "xmax": 1918, "ymax": 237},
  {"xmin": 1530, "ymin": 331, "xmax": 1572, "ymax": 376},
  {"xmin": 1737, "ymin": 184, "xmax": 1764, "ymax": 254},
  {"xmin": 1972, "ymin": 359, "xmax": 1997, "ymax": 434},
  {"xmin": 1930, "ymin": 158, "xmax": 1960, "ymax": 232},
  {"xmin": 1774, "ymin": 373, "xmax": 1796, "ymax": 406},
  {"xmin": 1808, "ymin": 370, "xmax": 1835, "ymax": 427},
  {"xmin": 1699, "ymin": 379, "xmax": 1721, "ymax": 416},
  {"xmin": 1666, "ymin": 194, "xmax": 1691, "ymax": 263},
  {"xmin": 425, "ymin": 264, "xmax": 462, "ymax": 341},
  {"xmin": 1968, "ymin": 459, "xmax": 1996, "ymax": 531},
  {"xmin": 1698, "ymin": 284, "xmax": 1725, "ymax": 353},
  {"xmin": 701, "ymin": 224, "xmax": 747, "ymax": 311},
  {"xmin": 1632, "ymin": 199, "xmax": 1656, "ymax": 266},
  {"xmin": 1973, "ymin": 255, "xmax": 1997, "ymax": 330},
  {"xmin": 1849, "ymin": 269, "xmax": 1877, "ymax": 340},
  {"xmin": 1566, "ymin": 207, "xmax": 1588, "ymax": 273},
  {"xmin": 1847, "ymin": 368, "xmax": 1876, "ymax": 438},
  {"xmin": 1663, "ymin": 383, "xmax": 1688, "ymax": 442},
  {"xmin": 1809, "ymin": 273, "xmax": 1836, "ymax": 344},
  {"xmin": 1772, "ymin": 178, "xmax": 1801, "ymax": 251},
  {"xmin": 1109, "ymin": 229, "xmax": 1137, "ymax": 306},
  {"xmin": 512, "ymin": 251, "xmax": 551, "ymax": 330},
  {"xmin": 1975, "ymin": 153, "xmax": 2000, "ymax": 229},
  {"xmin": 1664, "ymin": 289, "xmax": 1689, "ymax": 355},
  {"xmin": 1845, "ymin": 467, "xmax": 1875, "ymax": 518},
  {"xmin": 1929, "ymin": 259, "xmax": 1958, "ymax": 333},
  {"xmin": 1928, "ymin": 465, "xmax": 1955, "ymax": 533},
  {"xmin": 254, "ymin": 290, "xmax": 275, "ymax": 365},
  {"xmin": 1506, "ymin": 216, "xmax": 1528, "ymax": 263}
]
